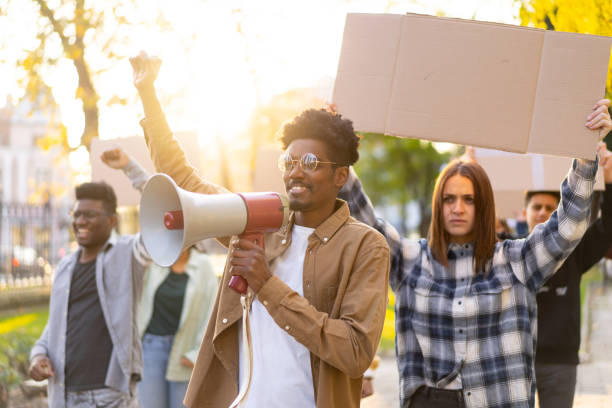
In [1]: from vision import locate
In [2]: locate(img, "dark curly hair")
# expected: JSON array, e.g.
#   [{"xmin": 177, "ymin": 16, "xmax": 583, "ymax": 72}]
[
  {"xmin": 278, "ymin": 109, "xmax": 360, "ymax": 166},
  {"xmin": 524, "ymin": 190, "xmax": 560, "ymax": 207},
  {"xmin": 75, "ymin": 181, "xmax": 117, "ymax": 214}
]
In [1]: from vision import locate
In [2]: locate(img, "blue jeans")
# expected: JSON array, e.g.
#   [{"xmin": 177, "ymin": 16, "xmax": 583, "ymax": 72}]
[
  {"xmin": 66, "ymin": 384, "xmax": 138, "ymax": 407},
  {"xmin": 139, "ymin": 334, "xmax": 189, "ymax": 408}
]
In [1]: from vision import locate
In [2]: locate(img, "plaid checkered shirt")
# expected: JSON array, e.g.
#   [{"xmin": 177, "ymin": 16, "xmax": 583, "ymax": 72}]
[{"xmin": 338, "ymin": 159, "xmax": 597, "ymax": 408}]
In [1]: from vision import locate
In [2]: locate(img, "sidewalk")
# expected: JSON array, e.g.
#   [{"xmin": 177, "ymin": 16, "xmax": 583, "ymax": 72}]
[
  {"xmin": 361, "ymin": 353, "xmax": 399, "ymax": 408},
  {"xmin": 362, "ymin": 281, "xmax": 612, "ymax": 408},
  {"xmin": 573, "ymin": 282, "xmax": 612, "ymax": 407}
]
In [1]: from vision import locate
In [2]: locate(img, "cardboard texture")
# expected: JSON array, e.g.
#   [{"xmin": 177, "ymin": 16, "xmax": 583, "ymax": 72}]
[
  {"xmin": 474, "ymin": 148, "xmax": 604, "ymax": 218},
  {"xmin": 90, "ymin": 133, "xmax": 201, "ymax": 206},
  {"xmin": 332, "ymin": 13, "xmax": 611, "ymax": 159}
]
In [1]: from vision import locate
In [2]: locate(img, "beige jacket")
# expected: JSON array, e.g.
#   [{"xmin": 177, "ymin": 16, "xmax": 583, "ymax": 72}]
[
  {"xmin": 140, "ymin": 114, "xmax": 390, "ymax": 408},
  {"xmin": 137, "ymin": 249, "xmax": 218, "ymax": 381}
]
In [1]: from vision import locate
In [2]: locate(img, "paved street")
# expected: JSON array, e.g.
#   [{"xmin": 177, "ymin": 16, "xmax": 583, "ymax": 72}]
[
  {"xmin": 362, "ymin": 281, "xmax": 612, "ymax": 408},
  {"xmin": 572, "ymin": 282, "xmax": 612, "ymax": 407}
]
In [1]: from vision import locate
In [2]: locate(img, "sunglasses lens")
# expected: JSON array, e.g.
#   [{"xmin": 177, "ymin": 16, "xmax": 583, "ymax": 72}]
[
  {"xmin": 301, "ymin": 153, "xmax": 318, "ymax": 171},
  {"xmin": 278, "ymin": 154, "xmax": 292, "ymax": 172}
]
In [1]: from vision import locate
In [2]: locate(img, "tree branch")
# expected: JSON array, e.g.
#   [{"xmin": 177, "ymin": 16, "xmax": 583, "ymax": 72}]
[{"xmin": 32, "ymin": 0, "xmax": 71, "ymax": 52}]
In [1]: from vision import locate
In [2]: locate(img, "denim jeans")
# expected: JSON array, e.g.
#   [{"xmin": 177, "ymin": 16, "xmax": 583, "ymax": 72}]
[
  {"xmin": 139, "ymin": 334, "xmax": 189, "ymax": 408},
  {"xmin": 66, "ymin": 385, "xmax": 138, "ymax": 407}
]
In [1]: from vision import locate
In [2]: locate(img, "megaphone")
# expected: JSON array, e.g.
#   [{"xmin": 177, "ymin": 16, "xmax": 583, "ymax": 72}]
[{"xmin": 140, "ymin": 173, "xmax": 290, "ymax": 294}]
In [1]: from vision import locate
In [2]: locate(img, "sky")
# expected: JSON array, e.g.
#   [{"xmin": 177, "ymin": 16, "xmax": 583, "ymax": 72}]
[{"xmin": 0, "ymin": 0, "xmax": 521, "ymax": 155}]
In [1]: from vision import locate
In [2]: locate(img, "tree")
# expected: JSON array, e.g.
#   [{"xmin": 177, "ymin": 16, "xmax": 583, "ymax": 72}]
[
  {"xmin": 5, "ymin": 0, "xmax": 170, "ymax": 151},
  {"xmin": 519, "ymin": 0, "xmax": 612, "ymax": 100},
  {"xmin": 354, "ymin": 134, "xmax": 454, "ymax": 237}
]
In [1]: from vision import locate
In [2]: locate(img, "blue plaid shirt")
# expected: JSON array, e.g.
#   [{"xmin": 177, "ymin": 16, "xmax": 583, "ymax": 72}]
[{"xmin": 339, "ymin": 159, "xmax": 597, "ymax": 408}]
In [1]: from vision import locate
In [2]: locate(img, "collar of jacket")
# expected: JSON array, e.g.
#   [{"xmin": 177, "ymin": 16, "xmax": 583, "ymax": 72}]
[
  {"xmin": 266, "ymin": 199, "xmax": 351, "ymax": 260},
  {"xmin": 74, "ymin": 231, "xmax": 117, "ymax": 261}
]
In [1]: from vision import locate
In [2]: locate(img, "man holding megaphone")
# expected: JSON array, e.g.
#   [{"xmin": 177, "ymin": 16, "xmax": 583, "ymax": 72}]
[{"xmin": 131, "ymin": 51, "xmax": 390, "ymax": 408}]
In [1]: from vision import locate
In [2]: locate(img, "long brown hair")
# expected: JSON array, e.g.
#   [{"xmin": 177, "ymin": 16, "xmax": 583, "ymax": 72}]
[{"xmin": 428, "ymin": 159, "xmax": 496, "ymax": 274}]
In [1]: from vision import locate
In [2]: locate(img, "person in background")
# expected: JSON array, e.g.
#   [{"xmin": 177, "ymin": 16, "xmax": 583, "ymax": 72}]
[
  {"xmin": 29, "ymin": 181, "xmax": 150, "ymax": 407},
  {"xmin": 101, "ymin": 147, "xmax": 219, "ymax": 408},
  {"xmin": 338, "ymin": 99, "xmax": 611, "ymax": 408},
  {"xmin": 519, "ymin": 143, "xmax": 612, "ymax": 408}
]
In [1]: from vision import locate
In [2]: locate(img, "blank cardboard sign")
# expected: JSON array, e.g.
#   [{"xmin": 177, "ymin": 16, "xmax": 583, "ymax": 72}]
[
  {"xmin": 91, "ymin": 133, "xmax": 201, "ymax": 206},
  {"xmin": 332, "ymin": 13, "xmax": 611, "ymax": 159},
  {"xmin": 474, "ymin": 148, "xmax": 604, "ymax": 217}
]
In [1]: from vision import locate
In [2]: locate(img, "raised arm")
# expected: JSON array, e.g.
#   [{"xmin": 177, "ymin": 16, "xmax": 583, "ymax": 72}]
[
  {"xmin": 100, "ymin": 147, "xmax": 150, "ymax": 192},
  {"xmin": 99, "ymin": 146, "xmax": 151, "ymax": 268},
  {"xmin": 507, "ymin": 99, "xmax": 612, "ymax": 289},
  {"xmin": 339, "ymin": 167, "xmax": 415, "ymax": 291},
  {"xmin": 130, "ymin": 51, "xmax": 229, "ymax": 196},
  {"xmin": 561, "ymin": 143, "xmax": 612, "ymax": 274}
]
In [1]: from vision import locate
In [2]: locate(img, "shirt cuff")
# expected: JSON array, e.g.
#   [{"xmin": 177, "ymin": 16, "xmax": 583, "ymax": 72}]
[
  {"xmin": 257, "ymin": 275, "xmax": 293, "ymax": 312},
  {"xmin": 183, "ymin": 349, "xmax": 198, "ymax": 364},
  {"xmin": 574, "ymin": 157, "xmax": 598, "ymax": 180},
  {"xmin": 29, "ymin": 348, "xmax": 47, "ymax": 362}
]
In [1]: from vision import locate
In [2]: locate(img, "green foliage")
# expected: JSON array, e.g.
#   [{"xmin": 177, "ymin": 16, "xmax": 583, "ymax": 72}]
[
  {"xmin": 0, "ymin": 364, "xmax": 21, "ymax": 407},
  {"xmin": 519, "ymin": 0, "xmax": 612, "ymax": 100},
  {"xmin": 354, "ymin": 133, "xmax": 454, "ymax": 236},
  {"xmin": 0, "ymin": 307, "xmax": 49, "ymax": 395},
  {"xmin": 519, "ymin": 0, "xmax": 612, "ymax": 145},
  {"xmin": 2, "ymin": 333, "xmax": 35, "ymax": 377},
  {"xmin": 6, "ymin": 0, "xmax": 172, "ymax": 150}
]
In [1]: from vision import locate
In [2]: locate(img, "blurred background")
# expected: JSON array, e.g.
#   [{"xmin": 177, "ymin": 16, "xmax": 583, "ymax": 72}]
[{"xmin": 0, "ymin": 0, "xmax": 611, "ymax": 406}]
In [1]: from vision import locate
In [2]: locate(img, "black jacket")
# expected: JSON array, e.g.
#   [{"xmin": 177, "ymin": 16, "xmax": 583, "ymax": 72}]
[{"xmin": 536, "ymin": 184, "xmax": 612, "ymax": 365}]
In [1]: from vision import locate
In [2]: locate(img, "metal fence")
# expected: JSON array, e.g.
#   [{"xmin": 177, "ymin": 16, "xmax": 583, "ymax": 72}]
[{"xmin": 0, "ymin": 202, "xmax": 72, "ymax": 289}]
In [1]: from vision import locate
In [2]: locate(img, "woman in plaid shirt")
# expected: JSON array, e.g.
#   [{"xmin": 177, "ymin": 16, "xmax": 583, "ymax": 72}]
[{"xmin": 339, "ymin": 99, "xmax": 612, "ymax": 408}]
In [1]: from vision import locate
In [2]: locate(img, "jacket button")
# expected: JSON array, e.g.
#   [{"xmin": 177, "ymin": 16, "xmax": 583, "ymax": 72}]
[
  {"xmin": 323, "ymin": 237, "xmax": 328, "ymax": 242},
  {"xmin": 222, "ymin": 318, "xmax": 228, "ymax": 324},
  {"xmin": 281, "ymin": 239, "xmax": 287, "ymax": 244},
  {"xmin": 263, "ymin": 300, "xmax": 268, "ymax": 306},
  {"xmin": 285, "ymin": 325, "xmax": 290, "ymax": 331}
]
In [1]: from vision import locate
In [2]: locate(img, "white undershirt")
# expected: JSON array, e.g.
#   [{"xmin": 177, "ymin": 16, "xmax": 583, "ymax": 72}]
[{"xmin": 238, "ymin": 224, "xmax": 316, "ymax": 408}]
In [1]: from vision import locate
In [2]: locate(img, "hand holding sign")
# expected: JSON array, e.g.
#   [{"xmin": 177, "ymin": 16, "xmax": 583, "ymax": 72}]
[{"xmin": 586, "ymin": 99, "xmax": 612, "ymax": 139}]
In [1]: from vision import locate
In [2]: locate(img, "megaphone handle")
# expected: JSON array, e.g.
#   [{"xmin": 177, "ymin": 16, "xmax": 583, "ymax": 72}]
[
  {"xmin": 228, "ymin": 275, "xmax": 248, "ymax": 294},
  {"xmin": 228, "ymin": 232, "xmax": 265, "ymax": 294}
]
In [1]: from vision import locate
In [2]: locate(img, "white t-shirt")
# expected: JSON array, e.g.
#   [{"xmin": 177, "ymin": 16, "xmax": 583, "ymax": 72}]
[{"xmin": 238, "ymin": 224, "xmax": 316, "ymax": 408}]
